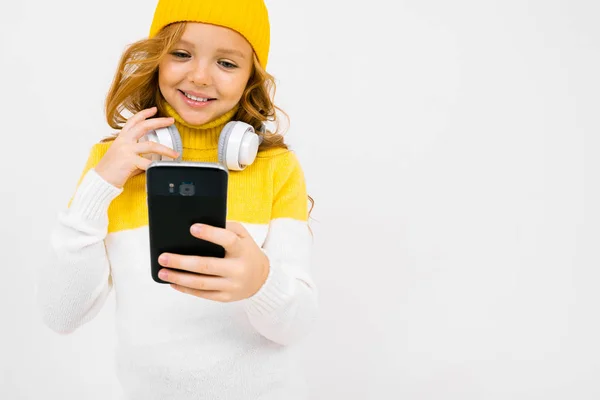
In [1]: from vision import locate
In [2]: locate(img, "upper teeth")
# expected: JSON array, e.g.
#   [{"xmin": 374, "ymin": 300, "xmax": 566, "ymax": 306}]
[{"xmin": 184, "ymin": 92, "xmax": 210, "ymax": 102}]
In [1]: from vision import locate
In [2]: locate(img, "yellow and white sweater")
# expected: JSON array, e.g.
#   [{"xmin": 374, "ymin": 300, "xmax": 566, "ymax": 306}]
[{"xmin": 36, "ymin": 106, "xmax": 318, "ymax": 400}]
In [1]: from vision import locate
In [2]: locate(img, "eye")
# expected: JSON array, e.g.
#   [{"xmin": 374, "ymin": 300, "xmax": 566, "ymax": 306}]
[
  {"xmin": 171, "ymin": 51, "xmax": 190, "ymax": 59},
  {"xmin": 219, "ymin": 60, "xmax": 238, "ymax": 69}
]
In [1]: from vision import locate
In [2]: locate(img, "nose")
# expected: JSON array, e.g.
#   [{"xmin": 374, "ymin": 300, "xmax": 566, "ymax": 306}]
[{"xmin": 188, "ymin": 60, "xmax": 212, "ymax": 87}]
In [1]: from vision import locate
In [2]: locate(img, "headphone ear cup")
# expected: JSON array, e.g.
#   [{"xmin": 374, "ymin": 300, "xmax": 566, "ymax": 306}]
[
  {"xmin": 218, "ymin": 121, "xmax": 260, "ymax": 171},
  {"xmin": 218, "ymin": 122, "xmax": 235, "ymax": 168},
  {"xmin": 150, "ymin": 124, "xmax": 182, "ymax": 161},
  {"xmin": 166, "ymin": 125, "xmax": 183, "ymax": 161}
]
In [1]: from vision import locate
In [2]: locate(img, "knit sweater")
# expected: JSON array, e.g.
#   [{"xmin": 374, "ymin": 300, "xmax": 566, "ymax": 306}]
[{"xmin": 35, "ymin": 105, "xmax": 318, "ymax": 400}]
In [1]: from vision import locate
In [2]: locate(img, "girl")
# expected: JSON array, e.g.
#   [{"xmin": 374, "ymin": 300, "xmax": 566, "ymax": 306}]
[{"xmin": 35, "ymin": 0, "xmax": 318, "ymax": 399}]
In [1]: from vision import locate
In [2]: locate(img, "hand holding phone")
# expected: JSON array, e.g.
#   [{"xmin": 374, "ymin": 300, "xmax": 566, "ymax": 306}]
[{"xmin": 156, "ymin": 221, "xmax": 270, "ymax": 302}]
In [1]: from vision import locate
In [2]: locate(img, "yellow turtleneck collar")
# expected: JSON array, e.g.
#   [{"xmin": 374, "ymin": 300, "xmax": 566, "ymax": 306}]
[{"xmin": 163, "ymin": 102, "xmax": 239, "ymax": 150}]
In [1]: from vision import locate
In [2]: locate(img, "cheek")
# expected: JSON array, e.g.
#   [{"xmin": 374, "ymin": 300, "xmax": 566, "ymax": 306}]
[
  {"xmin": 218, "ymin": 73, "xmax": 250, "ymax": 100},
  {"xmin": 158, "ymin": 62, "xmax": 184, "ymax": 87},
  {"xmin": 157, "ymin": 66, "xmax": 170, "ymax": 93}
]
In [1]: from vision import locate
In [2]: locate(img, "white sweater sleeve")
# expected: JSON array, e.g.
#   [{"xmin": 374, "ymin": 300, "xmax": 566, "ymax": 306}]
[
  {"xmin": 36, "ymin": 168, "xmax": 123, "ymax": 334},
  {"xmin": 241, "ymin": 151, "xmax": 318, "ymax": 346},
  {"xmin": 242, "ymin": 219, "xmax": 318, "ymax": 346}
]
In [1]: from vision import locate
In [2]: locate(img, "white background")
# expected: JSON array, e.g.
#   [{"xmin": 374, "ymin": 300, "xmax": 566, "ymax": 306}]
[{"xmin": 1, "ymin": 0, "xmax": 599, "ymax": 398}]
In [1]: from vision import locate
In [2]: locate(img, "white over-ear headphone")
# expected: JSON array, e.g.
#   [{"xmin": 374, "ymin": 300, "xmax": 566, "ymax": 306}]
[{"xmin": 140, "ymin": 121, "xmax": 263, "ymax": 171}]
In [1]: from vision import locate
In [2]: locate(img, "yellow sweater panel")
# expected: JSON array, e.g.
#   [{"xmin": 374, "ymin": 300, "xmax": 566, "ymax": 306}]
[{"xmin": 70, "ymin": 143, "xmax": 308, "ymax": 233}]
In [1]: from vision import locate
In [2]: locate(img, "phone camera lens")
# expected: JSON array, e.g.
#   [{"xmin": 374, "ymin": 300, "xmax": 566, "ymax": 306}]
[{"xmin": 179, "ymin": 182, "xmax": 195, "ymax": 196}]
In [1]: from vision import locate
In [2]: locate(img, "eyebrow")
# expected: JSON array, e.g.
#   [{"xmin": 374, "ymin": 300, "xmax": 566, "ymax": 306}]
[
  {"xmin": 177, "ymin": 39, "xmax": 247, "ymax": 59},
  {"xmin": 215, "ymin": 48, "xmax": 247, "ymax": 59}
]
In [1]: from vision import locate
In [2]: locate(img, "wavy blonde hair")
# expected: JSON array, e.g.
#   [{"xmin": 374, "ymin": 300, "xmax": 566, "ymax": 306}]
[{"xmin": 102, "ymin": 21, "xmax": 314, "ymax": 216}]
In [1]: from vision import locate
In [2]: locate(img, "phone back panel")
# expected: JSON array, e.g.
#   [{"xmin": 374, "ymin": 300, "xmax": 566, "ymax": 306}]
[{"xmin": 146, "ymin": 162, "xmax": 228, "ymax": 283}]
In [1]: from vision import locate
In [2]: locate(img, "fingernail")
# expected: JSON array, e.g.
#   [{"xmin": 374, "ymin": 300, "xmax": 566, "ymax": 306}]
[
  {"xmin": 159, "ymin": 269, "xmax": 167, "ymax": 279},
  {"xmin": 158, "ymin": 254, "xmax": 168, "ymax": 265},
  {"xmin": 191, "ymin": 224, "xmax": 202, "ymax": 234}
]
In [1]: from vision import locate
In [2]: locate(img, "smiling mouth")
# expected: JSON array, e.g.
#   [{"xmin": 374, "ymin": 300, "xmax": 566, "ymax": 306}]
[{"xmin": 179, "ymin": 90, "xmax": 216, "ymax": 102}]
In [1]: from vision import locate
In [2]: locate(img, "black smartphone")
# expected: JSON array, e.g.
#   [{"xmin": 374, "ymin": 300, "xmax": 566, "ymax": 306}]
[{"xmin": 146, "ymin": 161, "xmax": 228, "ymax": 284}]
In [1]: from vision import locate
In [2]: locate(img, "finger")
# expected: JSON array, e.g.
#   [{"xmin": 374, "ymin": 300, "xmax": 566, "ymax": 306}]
[
  {"xmin": 130, "ymin": 168, "xmax": 144, "ymax": 178},
  {"xmin": 159, "ymin": 253, "xmax": 228, "ymax": 276},
  {"xmin": 225, "ymin": 221, "xmax": 250, "ymax": 239},
  {"xmin": 170, "ymin": 284, "xmax": 233, "ymax": 302},
  {"xmin": 133, "ymin": 156, "xmax": 152, "ymax": 172},
  {"xmin": 134, "ymin": 141, "xmax": 180, "ymax": 159},
  {"xmin": 127, "ymin": 116, "xmax": 176, "ymax": 141},
  {"xmin": 121, "ymin": 107, "xmax": 158, "ymax": 133},
  {"xmin": 190, "ymin": 224, "xmax": 240, "ymax": 252},
  {"xmin": 158, "ymin": 268, "xmax": 229, "ymax": 291}
]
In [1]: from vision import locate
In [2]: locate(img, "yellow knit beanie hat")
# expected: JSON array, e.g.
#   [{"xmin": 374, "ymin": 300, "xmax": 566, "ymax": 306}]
[{"xmin": 149, "ymin": 0, "xmax": 270, "ymax": 68}]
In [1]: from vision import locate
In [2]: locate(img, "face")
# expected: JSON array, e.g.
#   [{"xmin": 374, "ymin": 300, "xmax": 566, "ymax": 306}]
[{"xmin": 158, "ymin": 22, "xmax": 254, "ymax": 126}]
